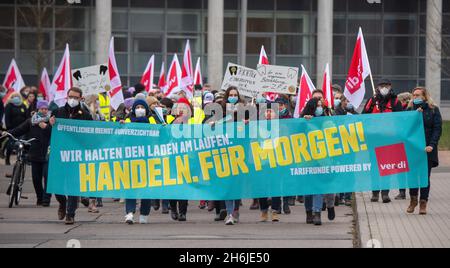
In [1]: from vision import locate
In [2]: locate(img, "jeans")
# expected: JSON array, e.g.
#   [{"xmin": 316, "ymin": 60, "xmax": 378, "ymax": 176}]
[
  {"xmin": 225, "ymin": 200, "xmax": 239, "ymax": 215},
  {"xmin": 125, "ymin": 199, "xmax": 151, "ymax": 216},
  {"xmin": 55, "ymin": 195, "xmax": 79, "ymax": 218},
  {"xmin": 31, "ymin": 161, "xmax": 51, "ymax": 203},
  {"xmin": 410, "ymin": 165, "xmax": 432, "ymax": 201},
  {"xmin": 162, "ymin": 199, "xmax": 170, "ymax": 210},
  {"xmin": 305, "ymin": 195, "xmax": 324, "ymax": 213},
  {"xmin": 170, "ymin": 200, "xmax": 188, "ymax": 215}
]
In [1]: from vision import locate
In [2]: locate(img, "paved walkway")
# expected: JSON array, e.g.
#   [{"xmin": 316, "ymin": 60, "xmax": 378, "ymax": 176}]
[{"xmin": 356, "ymin": 168, "xmax": 450, "ymax": 248}]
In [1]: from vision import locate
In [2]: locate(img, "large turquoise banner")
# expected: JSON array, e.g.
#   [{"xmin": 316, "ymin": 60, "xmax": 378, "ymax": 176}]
[{"xmin": 47, "ymin": 112, "xmax": 429, "ymax": 200}]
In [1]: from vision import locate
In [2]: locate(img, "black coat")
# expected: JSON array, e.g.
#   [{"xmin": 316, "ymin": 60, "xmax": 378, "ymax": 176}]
[
  {"xmin": 9, "ymin": 119, "xmax": 52, "ymax": 163},
  {"xmin": 54, "ymin": 103, "xmax": 93, "ymax": 121},
  {"xmin": 409, "ymin": 103, "xmax": 442, "ymax": 168},
  {"xmin": 5, "ymin": 103, "xmax": 28, "ymax": 130}
]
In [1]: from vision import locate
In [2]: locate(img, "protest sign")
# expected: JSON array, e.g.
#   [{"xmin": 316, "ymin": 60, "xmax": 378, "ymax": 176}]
[
  {"xmin": 221, "ymin": 63, "xmax": 260, "ymax": 97},
  {"xmin": 256, "ymin": 64, "xmax": 299, "ymax": 95},
  {"xmin": 72, "ymin": 64, "xmax": 110, "ymax": 96}
]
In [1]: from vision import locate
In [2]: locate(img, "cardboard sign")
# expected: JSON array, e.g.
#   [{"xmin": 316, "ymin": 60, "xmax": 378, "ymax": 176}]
[
  {"xmin": 72, "ymin": 64, "xmax": 111, "ymax": 96},
  {"xmin": 256, "ymin": 64, "xmax": 299, "ymax": 95},
  {"xmin": 221, "ymin": 63, "xmax": 260, "ymax": 97}
]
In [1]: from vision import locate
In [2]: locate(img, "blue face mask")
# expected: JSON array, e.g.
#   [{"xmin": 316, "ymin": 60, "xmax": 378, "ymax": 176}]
[
  {"xmin": 228, "ymin": 97, "xmax": 238, "ymax": 104},
  {"xmin": 162, "ymin": 108, "xmax": 168, "ymax": 115},
  {"xmin": 280, "ymin": 108, "xmax": 288, "ymax": 116},
  {"xmin": 413, "ymin": 98, "xmax": 424, "ymax": 105},
  {"xmin": 12, "ymin": 97, "xmax": 22, "ymax": 106},
  {"xmin": 334, "ymin": 99, "xmax": 341, "ymax": 109},
  {"xmin": 346, "ymin": 103, "xmax": 354, "ymax": 110},
  {"xmin": 315, "ymin": 107, "xmax": 324, "ymax": 117}
]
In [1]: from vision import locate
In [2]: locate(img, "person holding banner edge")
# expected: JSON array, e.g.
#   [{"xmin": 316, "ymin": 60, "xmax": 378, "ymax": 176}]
[{"xmin": 406, "ymin": 87, "xmax": 442, "ymax": 215}]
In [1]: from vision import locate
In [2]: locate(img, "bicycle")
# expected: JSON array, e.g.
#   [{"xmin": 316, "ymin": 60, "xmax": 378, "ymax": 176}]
[{"xmin": 2, "ymin": 132, "xmax": 36, "ymax": 208}]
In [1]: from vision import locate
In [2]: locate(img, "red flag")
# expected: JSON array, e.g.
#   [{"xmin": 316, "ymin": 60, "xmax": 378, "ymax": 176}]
[
  {"xmin": 2, "ymin": 59, "xmax": 25, "ymax": 92},
  {"xmin": 294, "ymin": 65, "xmax": 315, "ymax": 118},
  {"xmin": 39, "ymin": 68, "xmax": 51, "ymax": 101},
  {"xmin": 322, "ymin": 63, "xmax": 333, "ymax": 109},
  {"xmin": 158, "ymin": 62, "xmax": 167, "ymax": 91},
  {"xmin": 193, "ymin": 58, "xmax": 203, "ymax": 86},
  {"xmin": 164, "ymin": 54, "xmax": 182, "ymax": 98},
  {"xmin": 258, "ymin": 45, "xmax": 269, "ymax": 65},
  {"xmin": 140, "ymin": 55, "xmax": 155, "ymax": 92},
  {"xmin": 108, "ymin": 37, "xmax": 124, "ymax": 110},
  {"xmin": 344, "ymin": 28, "xmax": 372, "ymax": 109},
  {"xmin": 258, "ymin": 46, "xmax": 279, "ymax": 101},
  {"xmin": 181, "ymin": 40, "xmax": 194, "ymax": 97},
  {"xmin": 52, "ymin": 44, "xmax": 72, "ymax": 107}
]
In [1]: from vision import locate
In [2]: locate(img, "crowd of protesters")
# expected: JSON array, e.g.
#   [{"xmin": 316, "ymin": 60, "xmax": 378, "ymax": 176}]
[{"xmin": 0, "ymin": 77, "xmax": 442, "ymax": 226}]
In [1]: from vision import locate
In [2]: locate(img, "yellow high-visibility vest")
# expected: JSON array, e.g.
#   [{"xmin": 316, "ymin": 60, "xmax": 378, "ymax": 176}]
[
  {"xmin": 188, "ymin": 107, "xmax": 205, "ymax": 125},
  {"xmin": 98, "ymin": 93, "xmax": 111, "ymax": 122}
]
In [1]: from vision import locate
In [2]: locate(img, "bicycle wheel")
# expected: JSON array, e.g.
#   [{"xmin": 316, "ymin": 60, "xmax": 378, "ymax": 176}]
[
  {"xmin": 8, "ymin": 163, "xmax": 21, "ymax": 208},
  {"xmin": 15, "ymin": 163, "xmax": 26, "ymax": 206}
]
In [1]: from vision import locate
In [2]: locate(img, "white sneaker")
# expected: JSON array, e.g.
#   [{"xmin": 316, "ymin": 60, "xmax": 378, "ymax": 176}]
[
  {"xmin": 139, "ymin": 215, "xmax": 148, "ymax": 224},
  {"xmin": 125, "ymin": 213, "xmax": 134, "ymax": 224},
  {"xmin": 225, "ymin": 215, "xmax": 235, "ymax": 225}
]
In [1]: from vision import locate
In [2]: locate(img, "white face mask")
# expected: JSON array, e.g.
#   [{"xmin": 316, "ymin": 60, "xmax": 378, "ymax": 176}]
[
  {"xmin": 67, "ymin": 98, "xmax": 79, "ymax": 108},
  {"xmin": 380, "ymin": 87, "xmax": 390, "ymax": 96},
  {"xmin": 135, "ymin": 108, "xmax": 146, "ymax": 118}
]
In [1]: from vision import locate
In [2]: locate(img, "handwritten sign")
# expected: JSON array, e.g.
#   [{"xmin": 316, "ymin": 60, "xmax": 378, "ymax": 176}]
[
  {"xmin": 72, "ymin": 64, "xmax": 111, "ymax": 96},
  {"xmin": 256, "ymin": 65, "xmax": 299, "ymax": 95},
  {"xmin": 221, "ymin": 63, "xmax": 260, "ymax": 97}
]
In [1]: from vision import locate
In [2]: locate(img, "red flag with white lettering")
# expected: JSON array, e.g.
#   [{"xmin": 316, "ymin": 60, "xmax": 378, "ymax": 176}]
[
  {"xmin": 164, "ymin": 54, "xmax": 182, "ymax": 98},
  {"xmin": 193, "ymin": 58, "xmax": 203, "ymax": 87},
  {"xmin": 108, "ymin": 37, "xmax": 124, "ymax": 110},
  {"xmin": 140, "ymin": 55, "xmax": 155, "ymax": 92},
  {"xmin": 344, "ymin": 28, "xmax": 372, "ymax": 109},
  {"xmin": 2, "ymin": 59, "xmax": 25, "ymax": 92},
  {"xmin": 39, "ymin": 68, "xmax": 51, "ymax": 101},
  {"xmin": 158, "ymin": 62, "xmax": 167, "ymax": 92},
  {"xmin": 52, "ymin": 44, "xmax": 72, "ymax": 107},
  {"xmin": 322, "ymin": 63, "xmax": 333, "ymax": 109},
  {"xmin": 294, "ymin": 65, "xmax": 315, "ymax": 118},
  {"xmin": 181, "ymin": 40, "xmax": 194, "ymax": 98}
]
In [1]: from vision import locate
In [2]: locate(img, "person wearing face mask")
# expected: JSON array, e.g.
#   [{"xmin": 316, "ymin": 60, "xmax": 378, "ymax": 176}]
[
  {"xmin": 334, "ymin": 95, "xmax": 358, "ymax": 116},
  {"xmin": 4, "ymin": 100, "xmax": 55, "ymax": 207},
  {"xmin": 363, "ymin": 79, "xmax": 403, "ymax": 204},
  {"xmin": 19, "ymin": 86, "xmax": 31, "ymax": 100},
  {"xmin": 406, "ymin": 87, "xmax": 442, "ymax": 215},
  {"xmin": 53, "ymin": 87, "xmax": 93, "ymax": 225},
  {"xmin": 119, "ymin": 99, "xmax": 153, "ymax": 224},
  {"xmin": 159, "ymin": 98, "xmax": 175, "ymax": 125},
  {"xmin": 301, "ymin": 97, "xmax": 336, "ymax": 226},
  {"xmin": 4, "ymin": 92, "xmax": 28, "ymax": 166}
]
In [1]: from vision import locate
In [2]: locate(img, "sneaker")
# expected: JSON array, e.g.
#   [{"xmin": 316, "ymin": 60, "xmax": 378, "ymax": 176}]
[
  {"xmin": 178, "ymin": 214, "xmax": 186, "ymax": 222},
  {"xmin": 119, "ymin": 199, "xmax": 125, "ymax": 204},
  {"xmin": 283, "ymin": 203, "xmax": 291, "ymax": 215},
  {"xmin": 313, "ymin": 212, "xmax": 322, "ymax": 226},
  {"xmin": 207, "ymin": 201, "xmax": 215, "ymax": 212},
  {"xmin": 214, "ymin": 213, "xmax": 222, "ymax": 222},
  {"xmin": 125, "ymin": 213, "xmax": 134, "ymax": 225},
  {"xmin": 139, "ymin": 215, "xmax": 149, "ymax": 224},
  {"xmin": 272, "ymin": 211, "xmax": 280, "ymax": 222},
  {"xmin": 65, "ymin": 216, "xmax": 75, "ymax": 225},
  {"xmin": 382, "ymin": 195, "xmax": 391, "ymax": 204},
  {"xmin": 260, "ymin": 211, "xmax": 269, "ymax": 222},
  {"xmin": 327, "ymin": 207, "xmax": 336, "ymax": 221},
  {"xmin": 58, "ymin": 206, "xmax": 66, "ymax": 221},
  {"xmin": 225, "ymin": 215, "xmax": 235, "ymax": 225},
  {"xmin": 306, "ymin": 211, "xmax": 313, "ymax": 224},
  {"xmin": 171, "ymin": 211, "xmax": 179, "ymax": 221},
  {"xmin": 232, "ymin": 211, "xmax": 240, "ymax": 223},
  {"xmin": 88, "ymin": 200, "xmax": 99, "ymax": 213},
  {"xmin": 219, "ymin": 209, "xmax": 227, "ymax": 221}
]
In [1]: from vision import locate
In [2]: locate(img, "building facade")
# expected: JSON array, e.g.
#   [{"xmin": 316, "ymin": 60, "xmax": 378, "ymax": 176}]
[{"xmin": 0, "ymin": 0, "xmax": 448, "ymax": 113}]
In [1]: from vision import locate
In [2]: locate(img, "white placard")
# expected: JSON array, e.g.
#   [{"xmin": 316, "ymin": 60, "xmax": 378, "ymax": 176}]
[
  {"xmin": 221, "ymin": 63, "xmax": 260, "ymax": 97},
  {"xmin": 72, "ymin": 64, "xmax": 111, "ymax": 96},
  {"xmin": 256, "ymin": 64, "xmax": 299, "ymax": 95}
]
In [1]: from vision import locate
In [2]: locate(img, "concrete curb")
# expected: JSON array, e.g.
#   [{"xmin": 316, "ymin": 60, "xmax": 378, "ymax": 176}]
[{"xmin": 354, "ymin": 192, "xmax": 374, "ymax": 248}]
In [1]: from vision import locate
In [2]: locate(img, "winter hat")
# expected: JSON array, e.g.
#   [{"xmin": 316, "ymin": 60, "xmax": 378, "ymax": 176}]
[{"xmin": 37, "ymin": 100, "xmax": 49, "ymax": 110}]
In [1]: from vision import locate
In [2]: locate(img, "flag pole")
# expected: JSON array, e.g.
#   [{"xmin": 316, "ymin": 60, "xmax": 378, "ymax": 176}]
[{"xmin": 369, "ymin": 71, "xmax": 376, "ymax": 96}]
